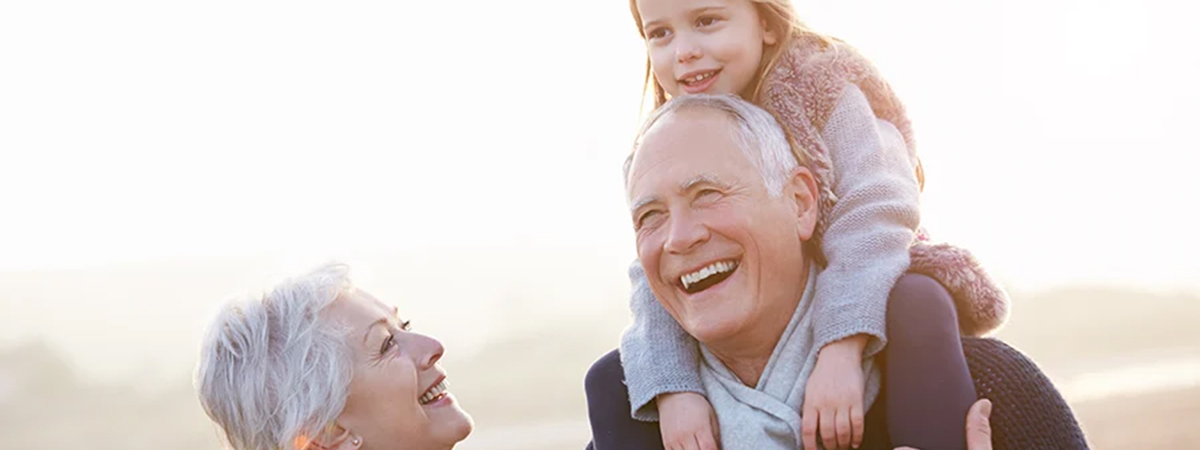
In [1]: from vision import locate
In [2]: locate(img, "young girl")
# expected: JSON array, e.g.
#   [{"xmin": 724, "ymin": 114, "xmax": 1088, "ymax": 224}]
[{"xmin": 606, "ymin": 0, "xmax": 1010, "ymax": 449}]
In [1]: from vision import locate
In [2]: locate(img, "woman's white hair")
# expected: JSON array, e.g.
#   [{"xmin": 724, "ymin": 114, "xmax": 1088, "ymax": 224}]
[
  {"xmin": 626, "ymin": 94, "xmax": 802, "ymax": 197},
  {"xmin": 196, "ymin": 262, "xmax": 355, "ymax": 450}
]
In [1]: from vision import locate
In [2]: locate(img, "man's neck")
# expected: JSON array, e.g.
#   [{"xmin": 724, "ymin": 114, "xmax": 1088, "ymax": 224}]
[
  {"xmin": 706, "ymin": 261, "xmax": 811, "ymax": 387},
  {"xmin": 708, "ymin": 334, "xmax": 782, "ymax": 387}
]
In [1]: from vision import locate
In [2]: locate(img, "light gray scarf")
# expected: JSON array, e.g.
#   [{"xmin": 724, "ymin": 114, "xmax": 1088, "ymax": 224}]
[{"xmin": 699, "ymin": 266, "xmax": 881, "ymax": 450}]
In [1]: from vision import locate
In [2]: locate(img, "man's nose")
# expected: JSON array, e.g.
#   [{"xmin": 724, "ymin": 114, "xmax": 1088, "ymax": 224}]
[
  {"xmin": 664, "ymin": 211, "xmax": 709, "ymax": 254},
  {"xmin": 409, "ymin": 333, "xmax": 445, "ymax": 370}
]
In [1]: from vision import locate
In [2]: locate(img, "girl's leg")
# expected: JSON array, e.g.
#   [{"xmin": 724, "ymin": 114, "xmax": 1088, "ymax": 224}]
[
  {"xmin": 885, "ymin": 273, "xmax": 977, "ymax": 450},
  {"xmin": 584, "ymin": 349, "xmax": 666, "ymax": 450}
]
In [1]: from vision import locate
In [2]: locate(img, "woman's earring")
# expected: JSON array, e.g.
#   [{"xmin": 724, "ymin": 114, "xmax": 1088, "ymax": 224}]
[{"xmin": 352, "ymin": 438, "xmax": 361, "ymax": 447}]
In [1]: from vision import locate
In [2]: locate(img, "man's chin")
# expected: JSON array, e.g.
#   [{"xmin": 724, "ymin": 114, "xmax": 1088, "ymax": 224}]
[{"xmin": 682, "ymin": 317, "xmax": 743, "ymax": 346}]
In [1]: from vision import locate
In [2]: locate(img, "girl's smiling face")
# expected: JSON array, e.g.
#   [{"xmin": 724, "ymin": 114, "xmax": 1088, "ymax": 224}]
[{"xmin": 636, "ymin": 0, "xmax": 777, "ymax": 98}]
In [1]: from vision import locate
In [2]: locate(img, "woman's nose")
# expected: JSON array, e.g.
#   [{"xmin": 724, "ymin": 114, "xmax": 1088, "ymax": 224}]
[{"xmin": 410, "ymin": 333, "xmax": 445, "ymax": 370}]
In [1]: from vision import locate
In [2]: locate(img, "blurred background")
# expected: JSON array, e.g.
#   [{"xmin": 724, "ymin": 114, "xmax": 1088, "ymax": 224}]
[{"xmin": 1, "ymin": 0, "xmax": 1197, "ymax": 449}]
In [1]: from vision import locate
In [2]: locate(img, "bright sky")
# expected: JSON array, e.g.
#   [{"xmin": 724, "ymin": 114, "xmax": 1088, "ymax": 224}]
[{"xmin": 2, "ymin": 0, "xmax": 1197, "ymax": 294}]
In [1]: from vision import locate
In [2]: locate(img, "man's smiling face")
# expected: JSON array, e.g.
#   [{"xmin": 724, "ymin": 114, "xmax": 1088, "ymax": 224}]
[{"xmin": 626, "ymin": 107, "xmax": 813, "ymax": 347}]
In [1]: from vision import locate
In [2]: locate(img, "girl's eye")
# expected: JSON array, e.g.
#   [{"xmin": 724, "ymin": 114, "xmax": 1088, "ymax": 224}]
[
  {"xmin": 697, "ymin": 16, "xmax": 719, "ymax": 27},
  {"xmin": 646, "ymin": 27, "xmax": 670, "ymax": 40},
  {"xmin": 380, "ymin": 333, "xmax": 395, "ymax": 355}
]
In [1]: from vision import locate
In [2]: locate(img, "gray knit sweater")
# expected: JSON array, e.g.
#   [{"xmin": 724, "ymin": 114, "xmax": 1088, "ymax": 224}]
[{"xmin": 620, "ymin": 83, "xmax": 920, "ymax": 420}]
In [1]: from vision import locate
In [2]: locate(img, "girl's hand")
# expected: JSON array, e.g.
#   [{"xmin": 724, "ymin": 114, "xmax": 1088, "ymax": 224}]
[
  {"xmin": 803, "ymin": 335, "xmax": 868, "ymax": 450},
  {"xmin": 657, "ymin": 392, "xmax": 721, "ymax": 450}
]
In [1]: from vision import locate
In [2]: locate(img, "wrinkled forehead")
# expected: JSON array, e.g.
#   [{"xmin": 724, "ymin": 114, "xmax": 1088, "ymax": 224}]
[{"xmin": 627, "ymin": 110, "xmax": 754, "ymax": 194}]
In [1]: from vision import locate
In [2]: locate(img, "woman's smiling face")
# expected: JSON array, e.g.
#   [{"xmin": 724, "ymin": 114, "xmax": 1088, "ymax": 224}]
[{"xmin": 327, "ymin": 290, "xmax": 473, "ymax": 450}]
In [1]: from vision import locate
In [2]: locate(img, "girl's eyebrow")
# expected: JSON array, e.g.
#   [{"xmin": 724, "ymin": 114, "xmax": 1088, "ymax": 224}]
[
  {"xmin": 641, "ymin": 5, "xmax": 728, "ymax": 29},
  {"xmin": 690, "ymin": 5, "xmax": 728, "ymax": 15},
  {"xmin": 641, "ymin": 17, "xmax": 664, "ymax": 31}
]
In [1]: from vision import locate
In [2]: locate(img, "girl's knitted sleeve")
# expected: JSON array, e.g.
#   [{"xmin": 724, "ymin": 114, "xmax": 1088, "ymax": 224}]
[
  {"xmin": 810, "ymin": 83, "xmax": 922, "ymax": 358},
  {"xmin": 618, "ymin": 259, "xmax": 704, "ymax": 421}
]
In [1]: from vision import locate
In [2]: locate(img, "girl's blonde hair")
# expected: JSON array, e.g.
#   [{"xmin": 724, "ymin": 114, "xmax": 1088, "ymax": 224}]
[{"xmin": 629, "ymin": 0, "xmax": 832, "ymax": 109}]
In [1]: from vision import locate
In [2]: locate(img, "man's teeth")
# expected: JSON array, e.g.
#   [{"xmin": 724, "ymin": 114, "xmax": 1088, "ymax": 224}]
[
  {"xmin": 680, "ymin": 261, "xmax": 737, "ymax": 290},
  {"xmin": 684, "ymin": 71, "xmax": 714, "ymax": 84},
  {"xmin": 419, "ymin": 380, "xmax": 448, "ymax": 405}
]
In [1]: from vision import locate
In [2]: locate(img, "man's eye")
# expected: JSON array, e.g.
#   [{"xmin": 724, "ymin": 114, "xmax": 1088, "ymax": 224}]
[
  {"xmin": 637, "ymin": 210, "xmax": 663, "ymax": 228},
  {"xmin": 696, "ymin": 189, "xmax": 722, "ymax": 201}
]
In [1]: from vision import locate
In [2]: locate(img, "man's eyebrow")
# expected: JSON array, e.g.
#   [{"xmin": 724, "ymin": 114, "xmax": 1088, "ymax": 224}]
[
  {"xmin": 630, "ymin": 174, "xmax": 727, "ymax": 213},
  {"xmin": 681, "ymin": 173, "xmax": 725, "ymax": 191},
  {"xmin": 630, "ymin": 195, "xmax": 661, "ymax": 214}
]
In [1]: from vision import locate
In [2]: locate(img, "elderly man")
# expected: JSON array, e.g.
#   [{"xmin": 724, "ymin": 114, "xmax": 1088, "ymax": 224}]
[{"xmin": 584, "ymin": 95, "xmax": 1087, "ymax": 450}]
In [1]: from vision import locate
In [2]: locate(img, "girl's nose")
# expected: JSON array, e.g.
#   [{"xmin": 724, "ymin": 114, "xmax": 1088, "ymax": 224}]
[{"xmin": 674, "ymin": 37, "xmax": 702, "ymax": 63}]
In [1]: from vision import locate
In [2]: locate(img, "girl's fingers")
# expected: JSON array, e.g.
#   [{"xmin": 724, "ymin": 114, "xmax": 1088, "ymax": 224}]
[
  {"xmin": 835, "ymin": 407, "xmax": 852, "ymax": 449},
  {"xmin": 803, "ymin": 407, "xmax": 820, "ymax": 450},
  {"xmin": 851, "ymin": 405, "xmax": 865, "ymax": 448},
  {"xmin": 820, "ymin": 408, "xmax": 839, "ymax": 450}
]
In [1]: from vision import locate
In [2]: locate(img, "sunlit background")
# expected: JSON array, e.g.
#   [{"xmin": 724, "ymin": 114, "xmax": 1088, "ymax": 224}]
[{"xmin": 1, "ymin": 0, "xmax": 1197, "ymax": 449}]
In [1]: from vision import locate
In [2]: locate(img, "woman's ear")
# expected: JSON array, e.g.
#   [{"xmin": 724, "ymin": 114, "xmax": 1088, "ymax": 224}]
[
  {"xmin": 304, "ymin": 423, "xmax": 362, "ymax": 450},
  {"xmin": 787, "ymin": 166, "xmax": 820, "ymax": 241}
]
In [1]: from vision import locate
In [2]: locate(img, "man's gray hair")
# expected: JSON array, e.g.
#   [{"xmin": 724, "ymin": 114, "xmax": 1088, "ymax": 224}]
[
  {"xmin": 625, "ymin": 94, "xmax": 801, "ymax": 196},
  {"xmin": 196, "ymin": 262, "xmax": 355, "ymax": 450}
]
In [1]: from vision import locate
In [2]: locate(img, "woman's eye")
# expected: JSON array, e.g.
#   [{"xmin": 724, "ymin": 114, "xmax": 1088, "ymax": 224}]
[
  {"xmin": 380, "ymin": 333, "xmax": 395, "ymax": 355},
  {"xmin": 697, "ymin": 16, "xmax": 719, "ymax": 27},
  {"xmin": 697, "ymin": 189, "xmax": 721, "ymax": 201}
]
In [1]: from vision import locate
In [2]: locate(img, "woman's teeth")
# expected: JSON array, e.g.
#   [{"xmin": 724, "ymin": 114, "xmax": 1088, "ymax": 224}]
[
  {"xmin": 681, "ymin": 260, "xmax": 737, "ymax": 291},
  {"xmin": 419, "ymin": 380, "xmax": 448, "ymax": 405}
]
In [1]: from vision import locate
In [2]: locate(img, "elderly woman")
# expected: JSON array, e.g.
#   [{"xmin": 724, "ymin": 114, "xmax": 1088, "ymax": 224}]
[{"xmin": 196, "ymin": 263, "xmax": 473, "ymax": 450}]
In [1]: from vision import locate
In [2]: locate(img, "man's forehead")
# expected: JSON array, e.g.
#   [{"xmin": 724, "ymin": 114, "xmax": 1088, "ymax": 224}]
[{"xmin": 629, "ymin": 113, "xmax": 747, "ymax": 188}]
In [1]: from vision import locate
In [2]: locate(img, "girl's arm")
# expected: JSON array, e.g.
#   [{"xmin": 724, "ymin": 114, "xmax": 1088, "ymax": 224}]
[
  {"xmin": 810, "ymin": 82, "xmax": 922, "ymax": 358},
  {"xmin": 619, "ymin": 260, "xmax": 705, "ymax": 421}
]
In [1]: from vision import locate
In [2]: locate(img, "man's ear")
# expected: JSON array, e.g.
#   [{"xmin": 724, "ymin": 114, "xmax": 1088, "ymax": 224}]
[
  {"xmin": 301, "ymin": 423, "xmax": 362, "ymax": 450},
  {"xmin": 787, "ymin": 166, "xmax": 820, "ymax": 241}
]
